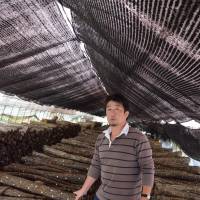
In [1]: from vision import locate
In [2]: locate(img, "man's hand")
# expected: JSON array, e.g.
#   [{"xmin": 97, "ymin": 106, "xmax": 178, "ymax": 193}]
[
  {"xmin": 73, "ymin": 188, "xmax": 86, "ymax": 200},
  {"xmin": 73, "ymin": 176, "xmax": 96, "ymax": 200}
]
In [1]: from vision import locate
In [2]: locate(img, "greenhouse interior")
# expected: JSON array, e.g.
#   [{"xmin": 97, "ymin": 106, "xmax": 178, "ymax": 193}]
[{"xmin": 0, "ymin": 0, "xmax": 200, "ymax": 200}]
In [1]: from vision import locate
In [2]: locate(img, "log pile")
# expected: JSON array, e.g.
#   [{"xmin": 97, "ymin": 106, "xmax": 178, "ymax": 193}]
[
  {"xmin": 0, "ymin": 123, "xmax": 100, "ymax": 200},
  {"xmin": 0, "ymin": 121, "xmax": 81, "ymax": 166},
  {"xmin": 151, "ymin": 140, "xmax": 200, "ymax": 200},
  {"xmin": 0, "ymin": 121, "xmax": 199, "ymax": 200}
]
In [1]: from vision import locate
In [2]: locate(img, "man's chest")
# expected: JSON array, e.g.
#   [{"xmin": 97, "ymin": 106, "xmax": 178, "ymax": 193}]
[{"xmin": 98, "ymin": 137, "xmax": 139, "ymax": 169}]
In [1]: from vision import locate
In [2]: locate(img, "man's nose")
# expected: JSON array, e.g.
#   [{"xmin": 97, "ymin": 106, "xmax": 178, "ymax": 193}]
[{"xmin": 110, "ymin": 110, "xmax": 116, "ymax": 116}]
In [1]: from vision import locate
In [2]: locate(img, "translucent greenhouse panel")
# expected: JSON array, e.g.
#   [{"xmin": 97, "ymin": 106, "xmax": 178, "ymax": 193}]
[
  {"xmin": 43, "ymin": 111, "xmax": 49, "ymax": 119},
  {"xmin": 18, "ymin": 107, "xmax": 26, "ymax": 117},
  {"xmin": 4, "ymin": 106, "xmax": 12, "ymax": 115},
  {"xmin": 10, "ymin": 107, "xmax": 20, "ymax": 116},
  {"xmin": 0, "ymin": 105, "xmax": 5, "ymax": 115},
  {"xmin": 35, "ymin": 110, "xmax": 42, "ymax": 120},
  {"xmin": 41, "ymin": 111, "xmax": 46, "ymax": 119},
  {"xmin": 45, "ymin": 112, "xmax": 51, "ymax": 119},
  {"xmin": 24, "ymin": 109, "xmax": 32, "ymax": 117},
  {"xmin": 189, "ymin": 158, "xmax": 200, "ymax": 167},
  {"xmin": 30, "ymin": 109, "xmax": 36, "ymax": 117},
  {"xmin": 0, "ymin": 92, "xmax": 105, "ymax": 124},
  {"xmin": 181, "ymin": 120, "xmax": 200, "ymax": 129}
]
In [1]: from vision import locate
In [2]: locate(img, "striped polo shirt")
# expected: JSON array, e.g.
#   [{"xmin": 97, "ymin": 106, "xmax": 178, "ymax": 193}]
[{"xmin": 87, "ymin": 123, "xmax": 154, "ymax": 200}]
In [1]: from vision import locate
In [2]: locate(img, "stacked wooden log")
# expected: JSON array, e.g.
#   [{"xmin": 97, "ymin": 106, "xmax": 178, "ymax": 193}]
[
  {"xmin": 0, "ymin": 124, "xmax": 100, "ymax": 200},
  {"xmin": 79, "ymin": 122, "xmax": 102, "ymax": 131},
  {"xmin": 151, "ymin": 140, "xmax": 200, "ymax": 200},
  {"xmin": 0, "ymin": 121, "xmax": 81, "ymax": 166}
]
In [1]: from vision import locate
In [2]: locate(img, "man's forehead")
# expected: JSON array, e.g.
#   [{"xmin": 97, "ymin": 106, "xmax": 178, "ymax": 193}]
[{"xmin": 106, "ymin": 101, "xmax": 123, "ymax": 107}]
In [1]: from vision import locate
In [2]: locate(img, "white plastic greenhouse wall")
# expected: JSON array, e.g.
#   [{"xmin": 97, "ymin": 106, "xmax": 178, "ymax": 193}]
[{"xmin": 0, "ymin": 92, "xmax": 106, "ymax": 124}]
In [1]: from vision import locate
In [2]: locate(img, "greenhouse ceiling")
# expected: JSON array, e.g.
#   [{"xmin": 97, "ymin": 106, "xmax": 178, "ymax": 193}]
[{"xmin": 0, "ymin": 0, "xmax": 200, "ymax": 123}]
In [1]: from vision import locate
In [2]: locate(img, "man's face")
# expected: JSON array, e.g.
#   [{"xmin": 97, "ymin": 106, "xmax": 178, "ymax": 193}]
[{"xmin": 106, "ymin": 100, "xmax": 129, "ymax": 127}]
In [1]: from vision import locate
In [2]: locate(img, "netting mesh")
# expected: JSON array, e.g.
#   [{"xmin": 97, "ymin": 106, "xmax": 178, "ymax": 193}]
[
  {"xmin": 0, "ymin": 0, "xmax": 107, "ymax": 114},
  {"xmin": 141, "ymin": 122, "xmax": 200, "ymax": 161},
  {"xmin": 62, "ymin": 0, "xmax": 200, "ymax": 122},
  {"xmin": 0, "ymin": 0, "xmax": 200, "ymax": 120}
]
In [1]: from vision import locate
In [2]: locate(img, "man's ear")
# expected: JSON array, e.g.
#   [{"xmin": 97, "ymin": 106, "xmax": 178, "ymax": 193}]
[{"xmin": 125, "ymin": 111, "xmax": 129, "ymax": 119}]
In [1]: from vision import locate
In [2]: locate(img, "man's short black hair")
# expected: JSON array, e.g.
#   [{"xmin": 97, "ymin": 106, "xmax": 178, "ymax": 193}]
[{"xmin": 105, "ymin": 93, "xmax": 129, "ymax": 112}]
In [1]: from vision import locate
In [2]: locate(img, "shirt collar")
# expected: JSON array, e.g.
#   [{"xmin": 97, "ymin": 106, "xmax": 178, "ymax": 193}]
[{"xmin": 103, "ymin": 123, "xmax": 130, "ymax": 140}]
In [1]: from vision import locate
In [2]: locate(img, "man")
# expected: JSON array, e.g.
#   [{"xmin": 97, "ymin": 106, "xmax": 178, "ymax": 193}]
[{"xmin": 74, "ymin": 94, "xmax": 154, "ymax": 200}]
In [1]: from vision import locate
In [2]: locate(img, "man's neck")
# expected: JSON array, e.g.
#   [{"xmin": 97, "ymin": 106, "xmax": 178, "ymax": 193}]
[{"xmin": 110, "ymin": 122, "xmax": 127, "ymax": 140}]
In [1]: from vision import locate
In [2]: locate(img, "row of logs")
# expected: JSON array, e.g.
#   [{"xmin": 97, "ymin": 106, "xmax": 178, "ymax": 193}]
[
  {"xmin": 150, "ymin": 140, "xmax": 200, "ymax": 200},
  {"xmin": 0, "ymin": 122, "xmax": 101, "ymax": 200},
  {"xmin": 0, "ymin": 121, "xmax": 81, "ymax": 166},
  {"xmin": 0, "ymin": 122, "xmax": 200, "ymax": 199}
]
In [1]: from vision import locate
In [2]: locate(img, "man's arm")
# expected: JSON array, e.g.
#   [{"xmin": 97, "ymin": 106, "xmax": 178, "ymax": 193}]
[
  {"xmin": 74, "ymin": 176, "xmax": 96, "ymax": 200},
  {"xmin": 136, "ymin": 134, "xmax": 155, "ymax": 199},
  {"xmin": 73, "ymin": 136, "xmax": 101, "ymax": 200}
]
